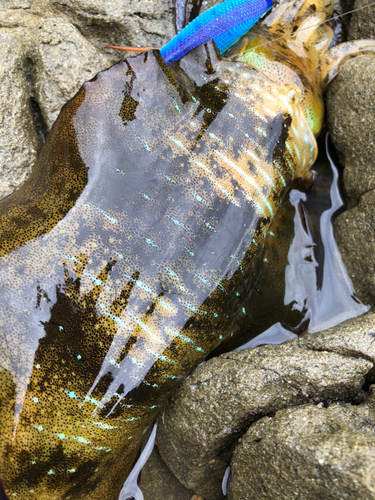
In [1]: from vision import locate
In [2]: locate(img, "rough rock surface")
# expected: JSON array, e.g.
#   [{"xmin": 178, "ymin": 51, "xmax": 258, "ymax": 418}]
[
  {"xmin": 0, "ymin": 0, "xmax": 175, "ymax": 199},
  {"xmin": 327, "ymin": 55, "xmax": 375, "ymax": 206},
  {"xmin": 156, "ymin": 312, "xmax": 375, "ymax": 500},
  {"xmin": 228, "ymin": 388, "xmax": 375, "ymax": 500},
  {"xmin": 51, "ymin": 0, "xmax": 175, "ymax": 57},
  {"xmin": 327, "ymin": 56, "xmax": 375, "ymax": 307},
  {"xmin": 139, "ymin": 448, "xmax": 196, "ymax": 500},
  {"xmin": 348, "ymin": 0, "xmax": 375, "ymax": 40},
  {"xmin": 333, "ymin": 191, "xmax": 375, "ymax": 305},
  {"xmin": 327, "ymin": 5, "xmax": 375, "ymax": 307},
  {"xmin": 296, "ymin": 311, "xmax": 375, "ymax": 362},
  {"xmin": 0, "ymin": 29, "xmax": 40, "ymax": 199}
]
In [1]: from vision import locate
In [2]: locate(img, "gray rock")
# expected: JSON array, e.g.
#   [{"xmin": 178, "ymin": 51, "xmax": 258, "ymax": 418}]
[
  {"xmin": 332, "ymin": 187, "xmax": 375, "ymax": 306},
  {"xmin": 50, "ymin": 0, "xmax": 175, "ymax": 62},
  {"xmin": 31, "ymin": 15, "xmax": 112, "ymax": 129},
  {"xmin": 139, "ymin": 447, "xmax": 196, "ymax": 500},
  {"xmin": 348, "ymin": 0, "xmax": 375, "ymax": 40},
  {"xmin": 156, "ymin": 315, "xmax": 374, "ymax": 500},
  {"xmin": 327, "ymin": 55, "xmax": 375, "ymax": 206},
  {"xmin": 200, "ymin": 0, "xmax": 224, "ymax": 14},
  {"xmin": 0, "ymin": 0, "xmax": 175, "ymax": 199},
  {"xmin": 0, "ymin": 0, "xmax": 33, "ymax": 7},
  {"xmin": 327, "ymin": 53, "xmax": 375, "ymax": 306},
  {"xmin": 297, "ymin": 310, "xmax": 375, "ymax": 363},
  {"xmin": 0, "ymin": 29, "xmax": 39, "ymax": 199},
  {"xmin": 228, "ymin": 387, "xmax": 375, "ymax": 500},
  {"xmin": 0, "ymin": 9, "xmax": 112, "ymax": 129}
]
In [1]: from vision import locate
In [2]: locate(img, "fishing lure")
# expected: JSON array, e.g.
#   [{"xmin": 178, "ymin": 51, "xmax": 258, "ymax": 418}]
[{"xmin": 1, "ymin": 0, "xmax": 375, "ymax": 499}]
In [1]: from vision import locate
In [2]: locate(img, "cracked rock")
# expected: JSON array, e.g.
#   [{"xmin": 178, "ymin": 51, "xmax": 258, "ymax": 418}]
[
  {"xmin": 228, "ymin": 388, "xmax": 375, "ymax": 499},
  {"xmin": 50, "ymin": 0, "xmax": 175, "ymax": 59},
  {"xmin": 296, "ymin": 311, "xmax": 375, "ymax": 362},
  {"xmin": 156, "ymin": 315, "xmax": 373, "ymax": 500}
]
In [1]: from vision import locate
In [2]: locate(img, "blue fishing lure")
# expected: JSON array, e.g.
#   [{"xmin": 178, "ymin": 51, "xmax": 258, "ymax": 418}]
[{"xmin": 160, "ymin": 0, "xmax": 272, "ymax": 64}]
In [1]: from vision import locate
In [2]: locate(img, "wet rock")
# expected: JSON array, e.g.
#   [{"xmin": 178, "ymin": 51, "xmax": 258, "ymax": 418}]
[
  {"xmin": 327, "ymin": 53, "xmax": 375, "ymax": 306},
  {"xmin": 0, "ymin": 0, "xmax": 175, "ymax": 199},
  {"xmin": 139, "ymin": 447, "xmax": 196, "ymax": 500},
  {"xmin": 50, "ymin": 0, "xmax": 175, "ymax": 61},
  {"xmin": 156, "ymin": 315, "xmax": 374, "ymax": 500},
  {"xmin": 348, "ymin": 0, "xmax": 375, "ymax": 40},
  {"xmin": 296, "ymin": 310, "xmax": 375, "ymax": 363},
  {"xmin": 329, "ymin": 187, "xmax": 375, "ymax": 306},
  {"xmin": 0, "ymin": 9, "xmax": 112, "ymax": 129},
  {"xmin": 327, "ymin": 55, "xmax": 375, "ymax": 206},
  {"xmin": 228, "ymin": 387, "xmax": 375, "ymax": 500},
  {"xmin": 0, "ymin": 29, "xmax": 39, "ymax": 199}
]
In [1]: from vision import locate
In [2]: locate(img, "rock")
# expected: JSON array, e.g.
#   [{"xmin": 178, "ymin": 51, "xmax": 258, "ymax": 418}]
[
  {"xmin": 348, "ymin": 0, "xmax": 375, "ymax": 40},
  {"xmin": 156, "ymin": 314, "xmax": 374, "ymax": 500},
  {"xmin": 33, "ymin": 16, "xmax": 112, "ymax": 129},
  {"xmin": 297, "ymin": 310, "xmax": 375, "ymax": 363},
  {"xmin": 332, "ymin": 189, "xmax": 375, "ymax": 306},
  {"xmin": 0, "ymin": 0, "xmax": 176, "ymax": 199},
  {"xmin": 0, "ymin": 9, "xmax": 112, "ymax": 129},
  {"xmin": 50, "ymin": 0, "xmax": 175, "ymax": 61},
  {"xmin": 0, "ymin": 29, "xmax": 39, "ymax": 199},
  {"xmin": 139, "ymin": 447, "xmax": 196, "ymax": 500},
  {"xmin": 327, "ymin": 55, "xmax": 375, "ymax": 206},
  {"xmin": 327, "ymin": 54, "xmax": 375, "ymax": 306},
  {"xmin": 228, "ymin": 387, "xmax": 375, "ymax": 500}
]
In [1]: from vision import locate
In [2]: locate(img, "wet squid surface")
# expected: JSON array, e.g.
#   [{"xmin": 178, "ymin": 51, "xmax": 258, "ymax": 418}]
[{"xmin": 0, "ymin": 41, "xmax": 317, "ymax": 499}]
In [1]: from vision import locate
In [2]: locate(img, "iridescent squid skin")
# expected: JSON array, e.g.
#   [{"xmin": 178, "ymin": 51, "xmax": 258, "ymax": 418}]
[{"xmin": 1, "ymin": 0, "xmax": 375, "ymax": 498}]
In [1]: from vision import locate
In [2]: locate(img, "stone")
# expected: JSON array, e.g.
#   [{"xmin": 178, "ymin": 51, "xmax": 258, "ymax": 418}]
[
  {"xmin": 327, "ymin": 55, "xmax": 375, "ymax": 206},
  {"xmin": 156, "ymin": 317, "xmax": 373, "ymax": 500},
  {"xmin": 227, "ymin": 388, "xmax": 375, "ymax": 500},
  {"xmin": 328, "ymin": 186, "xmax": 375, "ymax": 306},
  {"xmin": 31, "ymin": 15, "xmax": 112, "ymax": 130},
  {"xmin": 327, "ymin": 51, "xmax": 375, "ymax": 306},
  {"xmin": 0, "ymin": 9, "xmax": 112, "ymax": 129},
  {"xmin": 50, "ymin": 0, "xmax": 175, "ymax": 62},
  {"xmin": 139, "ymin": 447, "xmax": 196, "ymax": 500},
  {"xmin": 348, "ymin": 0, "xmax": 375, "ymax": 40},
  {"xmin": 0, "ymin": 0, "xmax": 176, "ymax": 200},
  {"xmin": 0, "ymin": 29, "xmax": 39, "ymax": 199},
  {"xmin": 297, "ymin": 311, "xmax": 375, "ymax": 363}
]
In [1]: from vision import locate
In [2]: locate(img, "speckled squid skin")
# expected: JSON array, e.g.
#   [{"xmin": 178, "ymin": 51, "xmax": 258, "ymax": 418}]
[{"xmin": 1, "ymin": 0, "xmax": 375, "ymax": 498}]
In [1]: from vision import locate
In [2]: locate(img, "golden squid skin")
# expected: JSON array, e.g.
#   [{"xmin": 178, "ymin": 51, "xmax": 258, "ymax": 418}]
[{"xmin": 1, "ymin": 0, "xmax": 375, "ymax": 498}]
